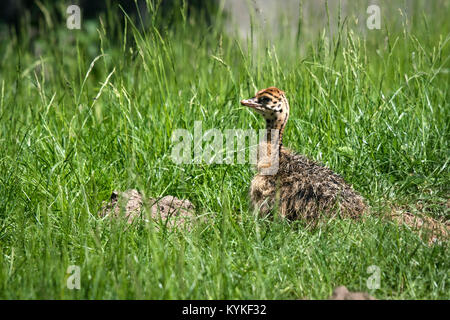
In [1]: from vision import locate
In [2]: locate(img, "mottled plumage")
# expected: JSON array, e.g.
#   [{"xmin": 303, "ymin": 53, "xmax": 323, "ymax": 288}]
[{"xmin": 241, "ymin": 87, "xmax": 366, "ymax": 220}]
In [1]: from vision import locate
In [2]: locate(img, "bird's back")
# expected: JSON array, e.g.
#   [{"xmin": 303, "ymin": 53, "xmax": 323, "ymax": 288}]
[{"xmin": 250, "ymin": 147, "xmax": 366, "ymax": 220}]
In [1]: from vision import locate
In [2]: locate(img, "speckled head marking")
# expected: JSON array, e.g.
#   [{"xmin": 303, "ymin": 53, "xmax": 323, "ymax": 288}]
[{"xmin": 241, "ymin": 87, "xmax": 290, "ymax": 149}]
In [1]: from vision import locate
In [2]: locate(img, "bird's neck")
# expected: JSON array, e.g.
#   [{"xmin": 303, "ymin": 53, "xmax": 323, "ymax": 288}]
[
  {"xmin": 265, "ymin": 110, "xmax": 288, "ymax": 157},
  {"xmin": 259, "ymin": 114, "xmax": 287, "ymax": 174},
  {"xmin": 265, "ymin": 119, "xmax": 284, "ymax": 153}
]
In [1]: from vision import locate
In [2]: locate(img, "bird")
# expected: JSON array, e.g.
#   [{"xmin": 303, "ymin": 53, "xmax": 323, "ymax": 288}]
[{"xmin": 240, "ymin": 86, "xmax": 366, "ymax": 221}]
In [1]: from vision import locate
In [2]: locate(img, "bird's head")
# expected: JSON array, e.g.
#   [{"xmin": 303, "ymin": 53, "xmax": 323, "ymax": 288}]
[{"xmin": 240, "ymin": 87, "xmax": 289, "ymax": 129}]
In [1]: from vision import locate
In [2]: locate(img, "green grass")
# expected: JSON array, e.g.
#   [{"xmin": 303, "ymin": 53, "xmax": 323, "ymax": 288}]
[{"xmin": 0, "ymin": 1, "xmax": 448, "ymax": 299}]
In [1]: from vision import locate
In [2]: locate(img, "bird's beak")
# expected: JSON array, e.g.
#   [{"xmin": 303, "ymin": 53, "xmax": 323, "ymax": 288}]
[{"xmin": 240, "ymin": 98, "xmax": 261, "ymax": 110}]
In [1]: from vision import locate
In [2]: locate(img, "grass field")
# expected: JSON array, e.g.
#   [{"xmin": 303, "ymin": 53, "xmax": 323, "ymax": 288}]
[{"xmin": 0, "ymin": 1, "xmax": 448, "ymax": 299}]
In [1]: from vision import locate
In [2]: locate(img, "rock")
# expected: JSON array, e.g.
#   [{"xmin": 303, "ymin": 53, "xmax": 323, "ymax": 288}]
[
  {"xmin": 329, "ymin": 286, "xmax": 376, "ymax": 300},
  {"xmin": 390, "ymin": 209, "xmax": 449, "ymax": 245},
  {"xmin": 100, "ymin": 189, "xmax": 196, "ymax": 229}
]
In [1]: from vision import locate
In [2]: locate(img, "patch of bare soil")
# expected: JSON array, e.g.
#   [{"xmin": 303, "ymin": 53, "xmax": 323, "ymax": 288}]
[
  {"xmin": 99, "ymin": 189, "xmax": 196, "ymax": 230},
  {"xmin": 328, "ymin": 286, "xmax": 376, "ymax": 300},
  {"xmin": 390, "ymin": 205, "xmax": 449, "ymax": 245}
]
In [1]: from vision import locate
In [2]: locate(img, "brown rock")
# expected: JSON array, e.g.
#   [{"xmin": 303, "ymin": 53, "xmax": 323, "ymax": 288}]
[
  {"xmin": 390, "ymin": 209, "xmax": 449, "ymax": 245},
  {"xmin": 100, "ymin": 189, "xmax": 196, "ymax": 229},
  {"xmin": 329, "ymin": 286, "xmax": 376, "ymax": 300}
]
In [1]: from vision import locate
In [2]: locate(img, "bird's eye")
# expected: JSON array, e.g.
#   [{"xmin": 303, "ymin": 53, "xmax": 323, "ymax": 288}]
[{"xmin": 259, "ymin": 97, "xmax": 271, "ymax": 104}]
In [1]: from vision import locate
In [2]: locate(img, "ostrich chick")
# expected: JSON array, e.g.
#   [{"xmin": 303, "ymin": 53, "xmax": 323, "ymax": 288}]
[{"xmin": 240, "ymin": 87, "xmax": 366, "ymax": 220}]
